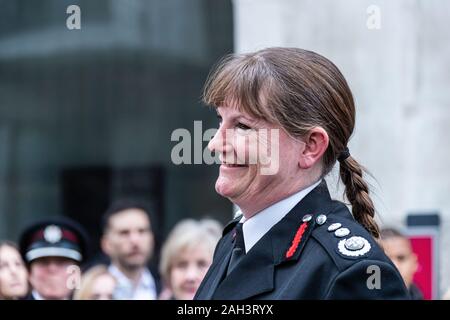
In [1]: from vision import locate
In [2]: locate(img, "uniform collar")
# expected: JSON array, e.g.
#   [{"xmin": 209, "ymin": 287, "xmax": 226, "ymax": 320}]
[
  {"xmin": 211, "ymin": 179, "xmax": 335, "ymax": 299},
  {"xmin": 238, "ymin": 180, "xmax": 322, "ymax": 253}
]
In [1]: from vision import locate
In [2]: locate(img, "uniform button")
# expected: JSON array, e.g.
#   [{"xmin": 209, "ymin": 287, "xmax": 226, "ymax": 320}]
[
  {"xmin": 302, "ymin": 214, "xmax": 312, "ymax": 222},
  {"xmin": 327, "ymin": 223, "xmax": 342, "ymax": 232},
  {"xmin": 334, "ymin": 227, "xmax": 350, "ymax": 238},
  {"xmin": 316, "ymin": 214, "xmax": 327, "ymax": 225}
]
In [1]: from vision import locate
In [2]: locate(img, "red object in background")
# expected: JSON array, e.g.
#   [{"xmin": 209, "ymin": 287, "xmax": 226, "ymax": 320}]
[
  {"xmin": 409, "ymin": 236, "xmax": 433, "ymax": 300},
  {"xmin": 406, "ymin": 214, "xmax": 440, "ymax": 300}
]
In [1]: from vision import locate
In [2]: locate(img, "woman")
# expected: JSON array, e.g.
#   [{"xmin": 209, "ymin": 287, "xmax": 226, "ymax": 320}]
[
  {"xmin": 159, "ymin": 219, "xmax": 222, "ymax": 300},
  {"xmin": 0, "ymin": 241, "xmax": 29, "ymax": 300},
  {"xmin": 194, "ymin": 47, "xmax": 410, "ymax": 300},
  {"xmin": 73, "ymin": 265, "xmax": 116, "ymax": 300}
]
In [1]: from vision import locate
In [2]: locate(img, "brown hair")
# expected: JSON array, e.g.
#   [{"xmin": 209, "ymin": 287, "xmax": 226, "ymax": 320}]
[
  {"xmin": 379, "ymin": 228, "xmax": 406, "ymax": 240},
  {"xmin": 203, "ymin": 47, "xmax": 379, "ymax": 238},
  {"xmin": 0, "ymin": 241, "xmax": 19, "ymax": 252}
]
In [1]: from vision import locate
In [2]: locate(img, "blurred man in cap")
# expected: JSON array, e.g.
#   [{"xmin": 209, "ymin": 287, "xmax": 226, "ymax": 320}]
[{"xmin": 19, "ymin": 217, "xmax": 88, "ymax": 300}]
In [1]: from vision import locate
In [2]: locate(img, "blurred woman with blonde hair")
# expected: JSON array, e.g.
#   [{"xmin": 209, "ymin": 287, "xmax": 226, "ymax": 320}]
[
  {"xmin": 73, "ymin": 265, "xmax": 116, "ymax": 300},
  {"xmin": 159, "ymin": 218, "xmax": 222, "ymax": 300}
]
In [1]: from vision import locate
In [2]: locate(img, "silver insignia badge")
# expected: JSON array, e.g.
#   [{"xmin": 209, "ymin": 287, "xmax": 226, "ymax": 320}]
[
  {"xmin": 338, "ymin": 236, "xmax": 371, "ymax": 257},
  {"xmin": 316, "ymin": 214, "xmax": 327, "ymax": 225},
  {"xmin": 327, "ymin": 223, "xmax": 342, "ymax": 232},
  {"xmin": 302, "ymin": 214, "xmax": 312, "ymax": 222},
  {"xmin": 334, "ymin": 227, "xmax": 350, "ymax": 238},
  {"xmin": 345, "ymin": 236, "xmax": 365, "ymax": 251},
  {"xmin": 44, "ymin": 225, "xmax": 62, "ymax": 244}
]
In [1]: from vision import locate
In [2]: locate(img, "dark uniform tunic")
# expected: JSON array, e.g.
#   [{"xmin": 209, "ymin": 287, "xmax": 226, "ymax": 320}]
[{"xmin": 195, "ymin": 181, "xmax": 410, "ymax": 300}]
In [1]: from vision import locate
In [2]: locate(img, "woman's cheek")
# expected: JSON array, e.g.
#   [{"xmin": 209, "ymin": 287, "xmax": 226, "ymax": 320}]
[{"xmin": 235, "ymin": 133, "xmax": 259, "ymax": 164}]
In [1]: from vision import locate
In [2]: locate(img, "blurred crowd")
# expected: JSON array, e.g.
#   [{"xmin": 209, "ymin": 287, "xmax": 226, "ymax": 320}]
[
  {"xmin": 0, "ymin": 199, "xmax": 222, "ymax": 300},
  {"xmin": 1, "ymin": 200, "xmax": 449, "ymax": 300}
]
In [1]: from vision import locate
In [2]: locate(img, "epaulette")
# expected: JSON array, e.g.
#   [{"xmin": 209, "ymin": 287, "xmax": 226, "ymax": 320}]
[{"xmin": 311, "ymin": 204, "xmax": 376, "ymax": 271}]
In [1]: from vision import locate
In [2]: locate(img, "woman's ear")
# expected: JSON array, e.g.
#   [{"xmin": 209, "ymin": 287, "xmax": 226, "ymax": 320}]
[{"xmin": 298, "ymin": 127, "xmax": 329, "ymax": 169}]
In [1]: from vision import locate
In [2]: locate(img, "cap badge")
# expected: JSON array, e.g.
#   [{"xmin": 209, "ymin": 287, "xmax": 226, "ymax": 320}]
[{"xmin": 44, "ymin": 225, "xmax": 62, "ymax": 243}]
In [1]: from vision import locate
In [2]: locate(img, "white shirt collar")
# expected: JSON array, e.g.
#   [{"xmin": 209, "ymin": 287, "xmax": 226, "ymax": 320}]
[
  {"xmin": 108, "ymin": 264, "xmax": 157, "ymax": 300},
  {"xmin": 31, "ymin": 290, "xmax": 44, "ymax": 300},
  {"xmin": 31, "ymin": 289, "xmax": 69, "ymax": 300},
  {"xmin": 238, "ymin": 180, "xmax": 322, "ymax": 253}
]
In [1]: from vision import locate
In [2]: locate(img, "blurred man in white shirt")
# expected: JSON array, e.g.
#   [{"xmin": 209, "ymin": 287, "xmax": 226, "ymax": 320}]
[{"xmin": 101, "ymin": 200, "xmax": 158, "ymax": 300}]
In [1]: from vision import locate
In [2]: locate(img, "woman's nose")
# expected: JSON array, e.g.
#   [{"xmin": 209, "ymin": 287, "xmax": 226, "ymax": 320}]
[
  {"xmin": 207, "ymin": 128, "xmax": 222, "ymax": 153},
  {"xmin": 208, "ymin": 126, "xmax": 232, "ymax": 154},
  {"xmin": 8, "ymin": 266, "xmax": 19, "ymax": 278},
  {"xmin": 184, "ymin": 265, "xmax": 200, "ymax": 281}
]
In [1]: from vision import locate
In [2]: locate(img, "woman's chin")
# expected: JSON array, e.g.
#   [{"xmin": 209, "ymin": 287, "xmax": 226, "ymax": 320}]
[{"xmin": 215, "ymin": 178, "xmax": 237, "ymax": 198}]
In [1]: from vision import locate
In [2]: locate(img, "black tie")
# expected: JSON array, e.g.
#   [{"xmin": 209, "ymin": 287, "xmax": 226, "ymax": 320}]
[{"xmin": 227, "ymin": 223, "xmax": 245, "ymax": 276}]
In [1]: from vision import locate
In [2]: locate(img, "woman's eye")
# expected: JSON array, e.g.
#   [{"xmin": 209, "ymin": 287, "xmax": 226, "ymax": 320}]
[
  {"xmin": 175, "ymin": 261, "xmax": 188, "ymax": 269},
  {"xmin": 197, "ymin": 260, "xmax": 208, "ymax": 269},
  {"xmin": 236, "ymin": 122, "xmax": 251, "ymax": 131}
]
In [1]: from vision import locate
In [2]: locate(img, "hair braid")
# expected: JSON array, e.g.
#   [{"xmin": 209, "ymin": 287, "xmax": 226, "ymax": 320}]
[{"xmin": 339, "ymin": 156, "xmax": 380, "ymax": 238}]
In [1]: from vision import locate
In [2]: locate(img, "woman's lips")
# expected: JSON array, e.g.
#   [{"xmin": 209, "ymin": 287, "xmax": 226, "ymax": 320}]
[
  {"xmin": 181, "ymin": 284, "xmax": 199, "ymax": 295},
  {"xmin": 221, "ymin": 162, "xmax": 248, "ymax": 168},
  {"xmin": 9, "ymin": 282, "xmax": 23, "ymax": 288}
]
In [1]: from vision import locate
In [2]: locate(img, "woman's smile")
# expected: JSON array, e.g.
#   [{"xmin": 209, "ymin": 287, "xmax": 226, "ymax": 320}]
[{"xmin": 220, "ymin": 163, "xmax": 248, "ymax": 169}]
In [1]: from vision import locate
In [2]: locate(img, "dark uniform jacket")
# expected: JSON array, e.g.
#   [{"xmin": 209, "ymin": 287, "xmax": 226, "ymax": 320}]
[{"xmin": 195, "ymin": 181, "xmax": 410, "ymax": 300}]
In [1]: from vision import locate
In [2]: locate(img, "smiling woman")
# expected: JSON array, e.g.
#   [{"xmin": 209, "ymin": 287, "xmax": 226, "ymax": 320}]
[{"xmin": 195, "ymin": 47, "xmax": 411, "ymax": 300}]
